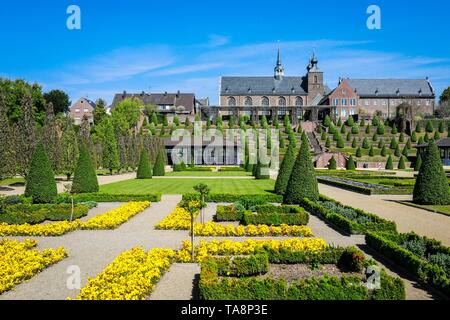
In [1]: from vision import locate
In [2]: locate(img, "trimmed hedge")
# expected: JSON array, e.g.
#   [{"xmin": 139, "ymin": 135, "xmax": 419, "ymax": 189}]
[
  {"xmin": 136, "ymin": 149, "xmax": 152, "ymax": 179},
  {"xmin": 214, "ymin": 205, "xmax": 243, "ymax": 222},
  {"xmin": 366, "ymin": 232, "xmax": 450, "ymax": 297},
  {"xmin": 182, "ymin": 193, "xmax": 283, "ymax": 204},
  {"xmin": 0, "ymin": 203, "xmax": 90, "ymax": 224},
  {"xmin": 218, "ymin": 167, "xmax": 245, "ymax": 172},
  {"xmin": 317, "ymin": 177, "xmax": 412, "ymax": 195},
  {"xmin": 242, "ymin": 211, "xmax": 309, "ymax": 226},
  {"xmin": 57, "ymin": 192, "xmax": 161, "ymax": 203},
  {"xmin": 211, "ymin": 253, "xmax": 269, "ymax": 277},
  {"xmin": 301, "ymin": 195, "xmax": 397, "ymax": 235}
]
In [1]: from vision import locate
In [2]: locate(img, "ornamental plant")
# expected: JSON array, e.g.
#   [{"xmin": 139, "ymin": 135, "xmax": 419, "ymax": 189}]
[
  {"xmin": 362, "ymin": 137, "xmax": 370, "ymax": 149},
  {"xmin": 25, "ymin": 144, "xmax": 57, "ymax": 204},
  {"xmin": 439, "ymin": 121, "xmax": 445, "ymax": 133},
  {"xmin": 391, "ymin": 124, "xmax": 398, "ymax": 135},
  {"xmin": 414, "ymin": 153, "xmax": 422, "ymax": 171},
  {"xmin": 398, "ymin": 156, "xmax": 406, "ymax": 170},
  {"xmin": 346, "ymin": 116, "xmax": 354, "ymax": 126},
  {"xmin": 377, "ymin": 124, "xmax": 385, "ymax": 135},
  {"xmin": 336, "ymin": 137, "xmax": 345, "ymax": 149},
  {"xmin": 380, "ymin": 146, "xmax": 387, "ymax": 157},
  {"xmin": 372, "ymin": 116, "xmax": 380, "ymax": 127},
  {"xmin": 365, "ymin": 124, "xmax": 371, "ymax": 134},
  {"xmin": 434, "ymin": 131, "xmax": 441, "ymax": 140},
  {"xmin": 415, "ymin": 123, "xmax": 422, "ymax": 133},
  {"xmin": 390, "ymin": 137, "xmax": 398, "ymax": 149},
  {"xmin": 378, "ymin": 139, "xmax": 384, "ymax": 149},
  {"xmin": 346, "ymin": 132, "xmax": 351, "ymax": 142},
  {"xmin": 411, "ymin": 131, "xmax": 418, "ymax": 142},
  {"xmin": 324, "ymin": 115, "xmax": 332, "ymax": 127},
  {"xmin": 373, "ymin": 133, "xmax": 378, "ymax": 142},
  {"xmin": 275, "ymin": 142, "xmax": 296, "ymax": 195},
  {"xmin": 346, "ymin": 156, "xmax": 356, "ymax": 171},
  {"xmin": 71, "ymin": 143, "xmax": 99, "ymax": 194},
  {"xmin": 418, "ymin": 136, "xmax": 425, "ymax": 145},
  {"xmin": 328, "ymin": 156, "xmax": 337, "ymax": 170},
  {"xmin": 394, "ymin": 145, "xmax": 401, "ymax": 157},
  {"xmin": 136, "ymin": 149, "xmax": 152, "ymax": 179},
  {"xmin": 360, "ymin": 118, "xmax": 366, "ymax": 127},
  {"xmin": 284, "ymin": 135, "xmax": 319, "ymax": 204},
  {"xmin": 352, "ymin": 125, "xmax": 359, "ymax": 134},
  {"xmin": 153, "ymin": 152, "xmax": 166, "ymax": 176},
  {"xmin": 352, "ymin": 138, "xmax": 357, "ymax": 148},
  {"xmin": 413, "ymin": 140, "xmax": 450, "ymax": 205},
  {"xmin": 385, "ymin": 155, "xmax": 394, "ymax": 170},
  {"xmin": 424, "ymin": 133, "xmax": 429, "ymax": 143},
  {"xmin": 402, "ymin": 145, "xmax": 409, "ymax": 157},
  {"xmin": 369, "ymin": 146, "xmax": 375, "ymax": 157},
  {"xmin": 356, "ymin": 147, "xmax": 362, "ymax": 158},
  {"xmin": 399, "ymin": 132, "xmax": 405, "ymax": 143},
  {"xmin": 406, "ymin": 139, "xmax": 412, "ymax": 149},
  {"xmin": 340, "ymin": 125, "xmax": 347, "ymax": 134},
  {"xmin": 426, "ymin": 120, "xmax": 434, "ymax": 133},
  {"xmin": 325, "ymin": 137, "xmax": 331, "ymax": 148},
  {"xmin": 337, "ymin": 118, "xmax": 343, "ymax": 127}
]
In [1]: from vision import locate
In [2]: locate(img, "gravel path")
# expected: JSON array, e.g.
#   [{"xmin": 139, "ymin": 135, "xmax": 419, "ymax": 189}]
[
  {"xmin": 319, "ymin": 183, "xmax": 450, "ymax": 246},
  {"xmin": 150, "ymin": 264, "xmax": 200, "ymax": 300}
]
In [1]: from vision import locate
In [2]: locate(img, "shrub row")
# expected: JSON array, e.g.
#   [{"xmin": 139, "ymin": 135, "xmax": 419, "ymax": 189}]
[
  {"xmin": 214, "ymin": 205, "xmax": 243, "ymax": 222},
  {"xmin": 218, "ymin": 167, "xmax": 245, "ymax": 172},
  {"xmin": 301, "ymin": 195, "xmax": 397, "ymax": 235},
  {"xmin": 212, "ymin": 253, "xmax": 269, "ymax": 277},
  {"xmin": 242, "ymin": 211, "xmax": 309, "ymax": 226},
  {"xmin": 183, "ymin": 193, "xmax": 283, "ymax": 204},
  {"xmin": 57, "ymin": 193, "xmax": 161, "ymax": 203},
  {"xmin": 0, "ymin": 203, "xmax": 90, "ymax": 225},
  {"xmin": 317, "ymin": 177, "xmax": 412, "ymax": 195},
  {"xmin": 366, "ymin": 232, "xmax": 450, "ymax": 297}
]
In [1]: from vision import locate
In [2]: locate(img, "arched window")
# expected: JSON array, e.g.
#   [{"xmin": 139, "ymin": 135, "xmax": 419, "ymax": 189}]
[
  {"xmin": 261, "ymin": 96, "xmax": 269, "ymax": 107},
  {"xmin": 295, "ymin": 97, "xmax": 303, "ymax": 106},
  {"xmin": 278, "ymin": 97, "xmax": 286, "ymax": 107},
  {"xmin": 244, "ymin": 97, "xmax": 253, "ymax": 106},
  {"xmin": 227, "ymin": 97, "xmax": 236, "ymax": 107}
]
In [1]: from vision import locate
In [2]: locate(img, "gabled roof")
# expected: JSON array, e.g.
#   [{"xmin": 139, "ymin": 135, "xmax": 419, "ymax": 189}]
[
  {"xmin": 221, "ymin": 76, "xmax": 307, "ymax": 96},
  {"xmin": 70, "ymin": 97, "xmax": 96, "ymax": 110},
  {"xmin": 344, "ymin": 79, "xmax": 435, "ymax": 98},
  {"xmin": 111, "ymin": 92, "xmax": 196, "ymax": 112},
  {"xmin": 417, "ymin": 138, "xmax": 450, "ymax": 148}
]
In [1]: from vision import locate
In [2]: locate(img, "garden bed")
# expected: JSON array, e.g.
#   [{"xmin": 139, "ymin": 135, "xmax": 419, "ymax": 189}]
[{"xmin": 317, "ymin": 176, "xmax": 411, "ymax": 195}]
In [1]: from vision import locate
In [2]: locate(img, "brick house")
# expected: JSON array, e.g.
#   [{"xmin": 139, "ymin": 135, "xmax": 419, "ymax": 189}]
[{"xmin": 69, "ymin": 97, "xmax": 96, "ymax": 125}]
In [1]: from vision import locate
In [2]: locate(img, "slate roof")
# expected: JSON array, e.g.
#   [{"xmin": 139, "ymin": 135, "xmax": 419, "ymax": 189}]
[
  {"xmin": 111, "ymin": 92, "xmax": 196, "ymax": 112},
  {"xmin": 345, "ymin": 79, "xmax": 435, "ymax": 98},
  {"xmin": 417, "ymin": 138, "xmax": 450, "ymax": 149},
  {"xmin": 221, "ymin": 76, "xmax": 308, "ymax": 96}
]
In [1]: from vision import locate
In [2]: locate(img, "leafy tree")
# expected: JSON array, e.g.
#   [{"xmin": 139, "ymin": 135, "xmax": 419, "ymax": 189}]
[
  {"xmin": 413, "ymin": 141, "xmax": 450, "ymax": 205},
  {"xmin": 328, "ymin": 156, "xmax": 337, "ymax": 170},
  {"xmin": 426, "ymin": 120, "xmax": 434, "ymax": 133},
  {"xmin": 71, "ymin": 143, "xmax": 99, "ymax": 194},
  {"xmin": 25, "ymin": 144, "xmax": 57, "ymax": 204},
  {"xmin": 112, "ymin": 98, "xmax": 142, "ymax": 133},
  {"xmin": 414, "ymin": 153, "xmax": 422, "ymax": 171},
  {"xmin": 385, "ymin": 155, "xmax": 394, "ymax": 170},
  {"xmin": 136, "ymin": 149, "xmax": 152, "ymax": 179},
  {"xmin": 60, "ymin": 118, "xmax": 79, "ymax": 180},
  {"xmin": 15, "ymin": 91, "xmax": 36, "ymax": 177},
  {"xmin": 43, "ymin": 89, "xmax": 71, "ymax": 115},
  {"xmin": 346, "ymin": 156, "xmax": 356, "ymax": 171},
  {"xmin": 0, "ymin": 94, "xmax": 15, "ymax": 180},
  {"xmin": 440, "ymin": 86, "xmax": 450, "ymax": 103},
  {"xmin": 398, "ymin": 156, "xmax": 406, "ymax": 170},
  {"xmin": 93, "ymin": 98, "xmax": 108, "ymax": 125},
  {"xmin": 153, "ymin": 152, "xmax": 166, "ymax": 176},
  {"xmin": 43, "ymin": 102, "xmax": 62, "ymax": 173},
  {"xmin": 284, "ymin": 135, "xmax": 319, "ymax": 204},
  {"xmin": 99, "ymin": 119, "xmax": 119, "ymax": 174}
]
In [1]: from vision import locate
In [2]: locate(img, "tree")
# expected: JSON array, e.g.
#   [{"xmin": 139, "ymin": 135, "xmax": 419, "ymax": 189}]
[
  {"xmin": 43, "ymin": 102, "xmax": 62, "ymax": 173},
  {"xmin": 43, "ymin": 89, "xmax": 71, "ymax": 115},
  {"xmin": 274, "ymin": 142, "xmax": 296, "ymax": 195},
  {"xmin": 394, "ymin": 145, "xmax": 401, "ymax": 157},
  {"xmin": 440, "ymin": 86, "xmax": 450, "ymax": 103},
  {"xmin": 112, "ymin": 98, "xmax": 142, "ymax": 133},
  {"xmin": 391, "ymin": 124, "xmax": 398, "ymax": 134},
  {"xmin": 369, "ymin": 146, "xmax": 375, "ymax": 157},
  {"xmin": 415, "ymin": 123, "xmax": 422, "ymax": 133},
  {"xmin": 151, "ymin": 113, "xmax": 158, "ymax": 126},
  {"xmin": 93, "ymin": 98, "xmax": 107, "ymax": 125},
  {"xmin": 434, "ymin": 131, "xmax": 441, "ymax": 140},
  {"xmin": 15, "ymin": 91, "xmax": 36, "ymax": 177},
  {"xmin": 346, "ymin": 116, "xmax": 354, "ymax": 126},
  {"xmin": 390, "ymin": 137, "xmax": 398, "ymax": 149},
  {"xmin": 136, "ymin": 149, "xmax": 152, "ymax": 179},
  {"xmin": 351, "ymin": 138, "xmax": 357, "ymax": 148},
  {"xmin": 411, "ymin": 131, "xmax": 418, "ymax": 143},
  {"xmin": 414, "ymin": 153, "xmax": 422, "ymax": 171},
  {"xmin": 98, "ymin": 119, "xmax": 119, "ymax": 175},
  {"xmin": 380, "ymin": 145, "xmax": 387, "ymax": 157},
  {"xmin": 194, "ymin": 183, "xmax": 210, "ymax": 224},
  {"xmin": 284, "ymin": 135, "xmax": 319, "ymax": 204},
  {"xmin": 362, "ymin": 137, "xmax": 370, "ymax": 149},
  {"xmin": 24, "ymin": 144, "xmax": 57, "ymax": 204},
  {"xmin": 385, "ymin": 155, "xmax": 393, "ymax": 170},
  {"xmin": 426, "ymin": 120, "xmax": 434, "ymax": 133},
  {"xmin": 356, "ymin": 147, "xmax": 362, "ymax": 158},
  {"xmin": 398, "ymin": 156, "xmax": 406, "ymax": 170},
  {"xmin": 346, "ymin": 156, "xmax": 356, "ymax": 171},
  {"xmin": 60, "ymin": 118, "xmax": 79, "ymax": 180},
  {"xmin": 377, "ymin": 124, "xmax": 385, "ymax": 135},
  {"xmin": 0, "ymin": 94, "xmax": 15, "ymax": 180},
  {"xmin": 439, "ymin": 121, "xmax": 445, "ymax": 133},
  {"xmin": 71, "ymin": 143, "xmax": 99, "ymax": 194},
  {"xmin": 328, "ymin": 156, "xmax": 337, "ymax": 170},
  {"xmin": 413, "ymin": 141, "xmax": 450, "ymax": 205},
  {"xmin": 153, "ymin": 152, "xmax": 166, "ymax": 176}
]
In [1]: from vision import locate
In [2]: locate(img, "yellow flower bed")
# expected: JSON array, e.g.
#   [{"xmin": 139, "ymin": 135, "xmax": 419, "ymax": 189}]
[
  {"xmin": 194, "ymin": 222, "xmax": 313, "ymax": 237},
  {"xmin": 74, "ymin": 247, "xmax": 175, "ymax": 300},
  {"xmin": 0, "ymin": 239, "xmax": 68, "ymax": 294},
  {"xmin": 0, "ymin": 221, "xmax": 80, "ymax": 237},
  {"xmin": 0, "ymin": 202, "xmax": 150, "ymax": 236},
  {"xmin": 155, "ymin": 206, "xmax": 191, "ymax": 230},
  {"xmin": 81, "ymin": 201, "xmax": 150, "ymax": 230},
  {"xmin": 177, "ymin": 238, "xmax": 328, "ymax": 263},
  {"xmin": 156, "ymin": 206, "xmax": 313, "ymax": 237}
]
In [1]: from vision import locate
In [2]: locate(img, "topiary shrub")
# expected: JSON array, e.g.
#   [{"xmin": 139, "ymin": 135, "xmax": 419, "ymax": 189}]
[
  {"xmin": 439, "ymin": 121, "xmax": 445, "ymax": 134},
  {"xmin": 424, "ymin": 133, "xmax": 429, "ymax": 143},
  {"xmin": 394, "ymin": 145, "xmax": 401, "ymax": 157},
  {"xmin": 414, "ymin": 153, "xmax": 422, "ymax": 171},
  {"xmin": 328, "ymin": 156, "xmax": 337, "ymax": 170},
  {"xmin": 398, "ymin": 156, "xmax": 406, "ymax": 170},
  {"xmin": 352, "ymin": 125, "xmax": 359, "ymax": 134},
  {"xmin": 284, "ymin": 135, "xmax": 319, "ymax": 204},
  {"xmin": 346, "ymin": 156, "xmax": 356, "ymax": 171},
  {"xmin": 434, "ymin": 131, "xmax": 441, "ymax": 140},
  {"xmin": 377, "ymin": 124, "xmax": 385, "ymax": 135},
  {"xmin": 411, "ymin": 131, "xmax": 418, "ymax": 143},
  {"xmin": 391, "ymin": 124, "xmax": 398, "ymax": 135},
  {"xmin": 275, "ymin": 143, "xmax": 296, "ymax": 195},
  {"xmin": 325, "ymin": 137, "xmax": 331, "ymax": 148},
  {"xmin": 340, "ymin": 125, "xmax": 347, "ymax": 134},
  {"xmin": 399, "ymin": 132, "xmax": 405, "ymax": 143},
  {"xmin": 381, "ymin": 146, "xmax": 387, "ymax": 157},
  {"xmin": 426, "ymin": 120, "xmax": 434, "ymax": 133},
  {"xmin": 136, "ymin": 149, "xmax": 152, "ymax": 179},
  {"xmin": 372, "ymin": 133, "xmax": 379, "ymax": 142},
  {"xmin": 369, "ymin": 146, "xmax": 375, "ymax": 157},
  {"xmin": 71, "ymin": 143, "xmax": 99, "ymax": 194},
  {"xmin": 25, "ymin": 144, "xmax": 57, "ymax": 204},
  {"xmin": 153, "ymin": 152, "xmax": 166, "ymax": 176},
  {"xmin": 346, "ymin": 116, "xmax": 354, "ymax": 126},
  {"xmin": 336, "ymin": 137, "xmax": 345, "ymax": 149},
  {"xmin": 346, "ymin": 132, "xmax": 352, "ymax": 142},
  {"xmin": 418, "ymin": 136, "xmax": 425, "ymax": 145},
  {"xmin": 356, "ymin": 147, "xmax": 362, "ymax": 158},
  {"xmin": 337, "ymin": 117, "xmax": 343, "ymax": 127},
  {"xmin": 390, "ymin": 137, "xmax": 398, "ymax": 150},
  {"xmin": 365, "ymin": 124, "xmax": 371, "ymax": 134},
  {"xmin": 402, "ymin": 145, "xmax": 409, "ymax": 157},
  {"xmin": 385, "ymin": 155, "xmax": 394, "ymax": 170},
  {"xmin": 362, "ymin": 137, "xmax": 370, "ymax": 149},
  {"xmin": 372, "ymin": 116, "xmax": 380, "ymax": 127},
  {"xmin": 413, "ymin": 140, "xmax": 450, "ymax": 205},
  {"xmin": 351, "ymin": 138, "xmax": 357, "ymax": 148},
  {"xmin": 415, "ymin": 123, "xmax": 421, "ymax": 133}
]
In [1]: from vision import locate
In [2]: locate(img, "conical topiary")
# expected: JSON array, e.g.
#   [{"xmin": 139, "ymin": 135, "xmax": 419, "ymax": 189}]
[
  {"xmin": 385, "ymin": 155, "xmax": 394, "ymax": 170},
  {"xmin": 71, "ymin": 143, "xmax": 99, "ymax": 194},
  {"xmin": 413, "ymin": 141, "xmax": 450, "ymax": 205},
  {"xmin": 398, "ymin": 156, "xmax": 406, "ymax": 170},
  {"xmin": 153, "ymin": 152, "xmax": 166, "ymax": 176},
  {"xmin": 25, "ymin": 144, "xmax": 57, "ymax": 204},
  {"xmin": 346, "ymin": 156, "xmax": 356, "ymax": 171},
  {"xmin": 284, "ymin": 135, "xmax": 319, "ymax": 204},
  {"xmin": 414, "ymin": 153, "xmax": 422, "ymax": 171},
  {"xmin": 356, "ymin": 147, "xmax": 362, "ymax": 158},
  {"xmin": 136, "ymin": 149, "xmax": 152, "ymax": 179},
  {"xmin": 411, "ymin": 131, "xmax": 417, "ymax": 143},
  {"xmin": 381, "ymin": 146, "xmax": 387, "ymax": 157},
  {"xmin": 274, "ymin": 142, "xmax": 296, "ymax": 195},
  {"xmin": 328, "ymin": 156, "xmax": 337, "ymax": 170}
]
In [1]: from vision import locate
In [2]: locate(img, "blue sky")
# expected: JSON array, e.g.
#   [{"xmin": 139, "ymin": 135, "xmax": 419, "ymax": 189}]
[{"xmin": 0, "ymin": 0, "xmax": 449, "ymax": 105}]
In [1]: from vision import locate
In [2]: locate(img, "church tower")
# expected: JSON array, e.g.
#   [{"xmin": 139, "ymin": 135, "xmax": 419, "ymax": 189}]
[
  {"xmin": 274, "ymin": 48, "xmax": 285, "ymax": 80},
  {"xmin": 307, "ymin": 53, "xmax": 324, "ymax": 103}
]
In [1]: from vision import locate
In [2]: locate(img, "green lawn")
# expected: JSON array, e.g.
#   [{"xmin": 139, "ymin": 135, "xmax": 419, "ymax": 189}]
[
  {"xmin": 0, "ymin": 178, "xmax": 25, "ymax": 186},
  {"xmin": 166, "ymin": 171, "xmax": 252, "ymax": 177},
  {"xmin": 100, "ymin": 178, "xmax": 275, "ymax": 195},
  {"xmin": 399, "ymin": 201, "xmax": 450, "ymax": 217}
]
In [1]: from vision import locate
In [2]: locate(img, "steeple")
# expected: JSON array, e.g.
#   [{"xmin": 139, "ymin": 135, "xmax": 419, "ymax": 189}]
[{"xmin": 274, "ymin": 48, "xmax": 284, "ymax": 80}]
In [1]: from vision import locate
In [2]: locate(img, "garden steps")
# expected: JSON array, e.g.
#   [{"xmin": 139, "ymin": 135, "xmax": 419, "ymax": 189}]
[{"xmin": 149, "ymin": 263, "xmax": 200, "ymax": 300}]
